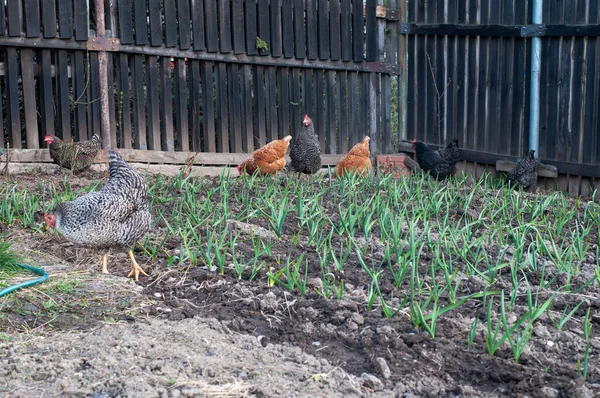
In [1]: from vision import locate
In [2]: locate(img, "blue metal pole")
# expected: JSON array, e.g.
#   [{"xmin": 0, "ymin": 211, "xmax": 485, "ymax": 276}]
[{"xmin": 528, "ymin": 0, "xmax": 543, "ymax": 158}]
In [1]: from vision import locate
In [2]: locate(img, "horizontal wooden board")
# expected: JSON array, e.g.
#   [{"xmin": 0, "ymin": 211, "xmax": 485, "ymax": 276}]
[{"xmin": 496, "ymin": 160, "xmax": 558, "ymax": 178}]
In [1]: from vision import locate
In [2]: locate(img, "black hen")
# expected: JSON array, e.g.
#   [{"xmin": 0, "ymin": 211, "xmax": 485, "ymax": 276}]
[
  {"xmin": 288, "ymin": 114, "xmax": 322, "ymax": 174},
  {"xmin": 412, "ymin": 140, "xmax": 457, "ymax": 180},
  {"xmin": 507, "ymin": 150, "xmax": 538, "ymax": 189}
]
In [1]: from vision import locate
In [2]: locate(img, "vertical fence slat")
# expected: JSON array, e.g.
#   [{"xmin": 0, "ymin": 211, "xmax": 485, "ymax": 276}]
[
  {"xmin": 382, "ymin": 75, "xmax": 391, "ymax": 153},
  {"xmin": 341, "ymin": 0, "xmax": 352, "ymax": 62},
  {"xmin": 39, "ymin": 50, "xmax": 54, "ymax": 139},
  {"xmin": 133, "ymin": 55, "xmax": 147, "ymax": 149},
  {"xmin": 361, "ymin": 72, "xmax": 369, "ymax": 144},
  {"xmin": 190, "ymin": 60, "xmax": 202, "ymax": 151},
  {"xmin": 318, "ymin": 0, "xmax": 329, "ymax": 60},
  {"xmin": 254, "ymin": 65, "xmax": 266, "ymax": 146},
  {"xmin": 41, "ymin": 0, "xmax": 56, "ymax": 38},
  {"xmin": 326, "ymin": 71, "xmax": 336, "ymax": 154},
  {"xmin": 294, "ymin": 0, "xmax": 306, "ymax": 59},
  {"xmin": 159, "ymin": 57, "xmax": 174, "ymax": 151},
  {"xmin": 164, "ymin": 0, "xmax": 178, "ymax": 47},
  {"xmin": 118, "ymin": 0, "xmax": 133, "ymax": 44},
  {"xmin": 148, "ymin": 0, "xmax": 162, "ymax": 46},
  {"xmin": 216, "ymin": 63, "xmax": 230, "ymax": 152},
  {"xmin": 219, "ymin": 0, "xmax": 232, "ymax": 53},
  {"xmin": 118, "ymin": 54, "xmax": 132, "ymax": 148},
  {"xmin": 202, "ymin": 62, "xmax": 216, "ymax": 152},
  {"xmin": 73, "ymin": 0, "xmax": 88, "ymax": 40},
  {"xmin": 175, "ymin": 59, "xmax": 189, "ymax": 151},
  {"xmin": 257, "ymin": 0, "xmax": 270, "ymax": 55},
  {"xmin": 271, "ymin": 0, "xmax": 282, "ymax": 57},
  {"xmin": 349, "ymin": 72, "xmax": 360, "ymax": 145},
  {"xmin": 107, "ymin": 55, "xmax": 118, "ymax": 147},
  {"xmin": 24, "ymin": 0, "xmax": 40, "ymax": 37},
  {"xmin": 7, "ymin": 0, "xmax": 21, "ymax": 37},
  {"xmin": 306, "ymin": 0, "xmax": 318, "ymax": 60},
  {"xmin": 178, "ymin": 0, "xmax": 191, "ymax": 49},
  {"xmin": 73, "ymin": 52, "xmax": 88, "ymax": 141},
  {"xmin": 0, "ymin": 0, "xmax": 5, "ymax": 36},
  {"xmin": 282, "ymin": 2, "xmax": 293, "ymax": 58},
  {"xmin": 134, "ymin": 0, "xmax": 148, "ymax": 45},
  {"xmin": 55, "ymin": 50, "xmax": 70, "ymax": 140},
  {"xmin": 241, "ymin": 65, "xmax": 254, "ymax": 152},
  {"xmin": 20, "ymin": 49, "xmax": 37, "ymax": 147},
  {"xmin": 0, "ymin": 80, "xmax": 3, "ymax": 146},
  {"xmin": 89, "ymin": 53, "xmax": 101, "ymax": 138},
  {"xmin": 232, "ymin": 0, "xmax": 245, "ymax": 54},
  {"xmin": 316, "ymin": 70, "xmax": 326, "ymax": 152},
  {"xmin": 229, "ymin": 64, "xmax": 243, "ymax": 152},
  {"xmin": 5, "ymin": 48, "xmax": 20, "ymax": 147},
  {"xmin": 303, "ymin": 69, "xmax": 314, "ymax": 118},
  {"xmin": 365, "ymin": 0, "xmax": 376, "ymax": 61},
  {"xmin": 278, "ymin": 68, "xmax": 290, "ymax": 139},
  {"xmin": 352, "ymin": 0, "xmax": 364, "ymax": 62},
  {"xmin": 329, "ymin": 0, "xmax": 341, "ymax": 61},
  {"xmin": 191, "ymin": 0, "xmax": 205, "ymax": 50},
  {"xmin": 265, "ymin": 67, "xmax": 277, "ymax": 142},
  {"xmin": 291, "ymin": 68, "xmax": 301, "ymax": 137},
  {"xmin": 337, "ymin": 71, "xmax": 348, "ymax": 152},
  {"xmin": 147, "ymin": 56, "xmax": 161, "ymax": 150},
  {"xmin": 245, "ymin": 0, "xmax": 258, "ymax": 55}
]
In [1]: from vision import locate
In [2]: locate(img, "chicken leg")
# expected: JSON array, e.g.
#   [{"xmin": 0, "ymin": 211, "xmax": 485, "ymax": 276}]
[
  {"xmin": 101, "ymin": 253, "xmax": 109, "ymax": 274},
  {"xmin": 127, "ymin": 250, "xmax": 148, "ymax": 281}
]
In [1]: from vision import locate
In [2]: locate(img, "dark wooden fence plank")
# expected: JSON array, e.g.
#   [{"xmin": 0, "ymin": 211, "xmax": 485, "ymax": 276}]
[
  {"xmin": 352, "ymin": 0, "xmax": 364, "ymax": 62},
  {"xmin": 349, "ymin": 72, "xmax": 360, "ymax": 145},
  {"xmin": 73, "ymin": 0, "xmax": 88, "ymax": 40},
  {"xmin": 159, "ymin": 57, "xmax": 174, "ymax": 151},
  {"xmin": 360, "ymin": 72, "xmax": 369, "ymax": 144},
  {"xmin": 228, "ymin": 64, "xmax": 243, "ymax": 152},
  {"xmin": 20, "ymin": 49, "xmax": 38, "ymax": 147},
  {"xmin": 306, "ymin": 0, "xmax": 318, "ymax": 60},
  {"xmin": 190, "ymin": 60, "xmax": 202, "ymax": 151},
  {"xmin": 216, "ymin": 63, "xmax": 230, "ymax": 152},
  {"xmin": 271, "ymin": 0, "xmax": 282, "ymax": 57},
  {"xmin": 278, "ymin": 68, "xmax": 290, "ymax": 138},
  {"xmin": 133, "ymin": 55, "xmax": 147, "ymax": 149},
  {"xmin": 89, "ymin": 53, "xmax": 101, "ymax": 138},
  {"xmin": 241, "ymin": 65, "xmax": 254, "ymax": 152},
  {"xmin": 0, "ymin": 0, "xmax": 5, "ymax": 36},
  {"xmin": 330, "ymin": 0, "xmax": 341, "ymax": 61},
  {"xmin": 291, "ymin": 68, "xmax": 301, "ymax": 137},
  {"xmin": 282, "ymin": 2, "xmax": 293, "ymax": 58},
  {"xmin": 303, "ymin": 69, "xmax": 314, "ymax": 119},
  {"xmin": 365, "ymin": 0, "xmax": 376, "ymax": 61},
  {"xmin": 39, "ymin": 50, "xmax": 54, "ymax": 139},
  {"xmin": 326, "ymin": 71, "xmax": 336, "ymax": 154},
  {"xmin": 265, "ymin": 67, "xmax": 277, "ymax": 141},
  {"xmin": 219, "ymin": 0, "xmax": 232, "ymax": 53},
  {"xmin": 134, "ymin": 0, "xmax": 148, "ymax": 45},
  {"xmin": 341, "ymin": 0, "xmax": 352, "ymax": 61},
  {"xmin": 318, "ymin": 0, "xmax": 329, "ymax": 60},
  {"xmin": 118, "ymin": 0, "xmax": 133, "ymax": 44},
  {"xmin": 24, "ymin": 0, "xmax": 41, "ymax": 38},
  {"xmin": 382, "ymin": 75, "xmax": 391, "ymax": 153},
  {"xmin": 41, "ymin": 0, "xmax": 55, "ymax": 38},
  {"xmin": 254, "ymin": 65, "xmax": 267, "ymax": 146},
  {"xmin": 164, "ymin": 0, "xmax": 178, "ymax": 47},
  {"xmin": 294, "ymin": 0, "xmax": 306, "ymax": 58},
  {"xmin": 0, "ymin": 81, "xmax": 3, "ymax": 146},
  {"xmin": 7, "ymin": 0, "xmax": 21, "ymax": 37},
  {"xmin": 73, "ymin": 51, "xmax": 88, "ymax": 141},
  {"xmin": 174, "ymin": 58, "xmax": 189, "ymax": 151},
  {"xmin": 118, "ymin": 54, "xmax": 132, "ymax": 148},
  {"xmin": 178, "ymin": 0, "xmax": 191, "ymax": 49},
  {"xmin": 5, "ymin": 48, "xmax": 20, "ymax": 147},
  {"xmin": 245, "ymin": 0, "xmax": 258, "ymax": 55},
  {"xmin": 257, "ymin": 0, "xmax": 270, "ymax": 55},
  {"xmin": 202, "ymin": 62, "xmax": 216, "ymax": 152},
  {"xmin": 337, "ymin": 71, "xmax": 348, "ymax": 152},
  {"xmin": 315, "ymin": 70, "xmax": 326, "ymax": 151},
  {"xmin": 147, "ymin": 56, "xmax": 161, "ymax": 150},
  {"xmin": 55, "ymin": 50, "xmax": 71, "ymax": 140},
  {"xmin": 191, "ymin": 0, "xmax": 205, "ymax": 50},
  {"xmin": 232, "ymin": 0, "xmax": 245, "ymax": 54},
  {"xmin": 148, "ymin": 0, "xmax": 162, "ymax": 46},
  {"xmin": 107, "ymin": 54, "xmax": 117, "ymax": 147}
]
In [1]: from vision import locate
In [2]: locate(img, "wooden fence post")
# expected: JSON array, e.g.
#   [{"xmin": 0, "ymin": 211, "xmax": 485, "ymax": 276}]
[{"xmin": 95, "ymin": 0, "xmax": 111, "ymax": 150}]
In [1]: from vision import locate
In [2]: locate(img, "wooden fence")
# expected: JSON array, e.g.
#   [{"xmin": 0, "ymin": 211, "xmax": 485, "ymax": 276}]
[
  {"xmin": 0, "ymin": 0, "xmax": 400, "ymax": 163},
  {"xmin": 401, "ymin": 0, "xmax": 600, "ymax": 195}
]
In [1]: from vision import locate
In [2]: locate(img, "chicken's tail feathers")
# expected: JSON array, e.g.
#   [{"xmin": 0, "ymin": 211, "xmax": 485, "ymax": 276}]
[{"xmin": 107, "ymin": 149, "xmax": 132, "ymax": 177}]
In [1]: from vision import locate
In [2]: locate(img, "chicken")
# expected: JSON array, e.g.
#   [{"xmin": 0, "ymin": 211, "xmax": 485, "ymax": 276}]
[
  {"xmin": 238, "ymin": 136, "xmax": 292, "ymax": 176},
  {"xmin": 43, "ymin": 150, "xmax": 151, "ymax": 281},
  {"xmin": 412, "ymin": 139, "xmax": 458, "ymax": 180},
  {"xmin": 334, "ymin": 136, "xmax": 372, "ymax": 178},
  {"xmin": 288, "ymin": 114, "xmax": 322, "ymax": 174},
  {"xmin": 507, "ymin": 149, "xmax": 538, "ymax": 189},
  {"xmin": 44, "ymin": 134, "xmax": 102, "ymax": 172}
]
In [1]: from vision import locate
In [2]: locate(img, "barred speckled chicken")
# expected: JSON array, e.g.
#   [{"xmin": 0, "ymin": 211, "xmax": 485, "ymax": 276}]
[
  {"xmin": 43, "ymin": 150, "xmax": 151, "ymax": 280},
  {"xmin": 507, "ymin": 150, "xmax": 538, "ymax": 190},
  {"xmin": 44, "ymin": 134, "xmax": 102, "ymax": 172}
]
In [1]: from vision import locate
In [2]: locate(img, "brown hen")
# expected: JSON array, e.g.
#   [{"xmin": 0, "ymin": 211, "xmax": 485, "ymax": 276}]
[
  {"xmin": 238, "ymin": 136, "xmax": 292, "ymax": 176},
  {"xmin": 334, "ymin": 136, "xmax": 372, "ymax": 178}
]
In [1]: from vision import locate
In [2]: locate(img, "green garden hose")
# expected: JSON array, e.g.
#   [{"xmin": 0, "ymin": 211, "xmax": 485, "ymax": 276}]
[{"xmin": 0, "ymin": 264, "xmax": 48, "ymax": 297}]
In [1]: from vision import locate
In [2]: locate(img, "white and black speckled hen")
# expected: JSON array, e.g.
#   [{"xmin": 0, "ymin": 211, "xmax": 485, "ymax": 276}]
[
  {"xmin": 43, "ymin": 150, "xmax": 151, "ymax": 281},
  {"xmin": 507, "ymin": 149, "xmax": 538, "ymax": 189},
  {"xmin": 288, "ymin": 114, "xmax": 322, "ymax": 174}
]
